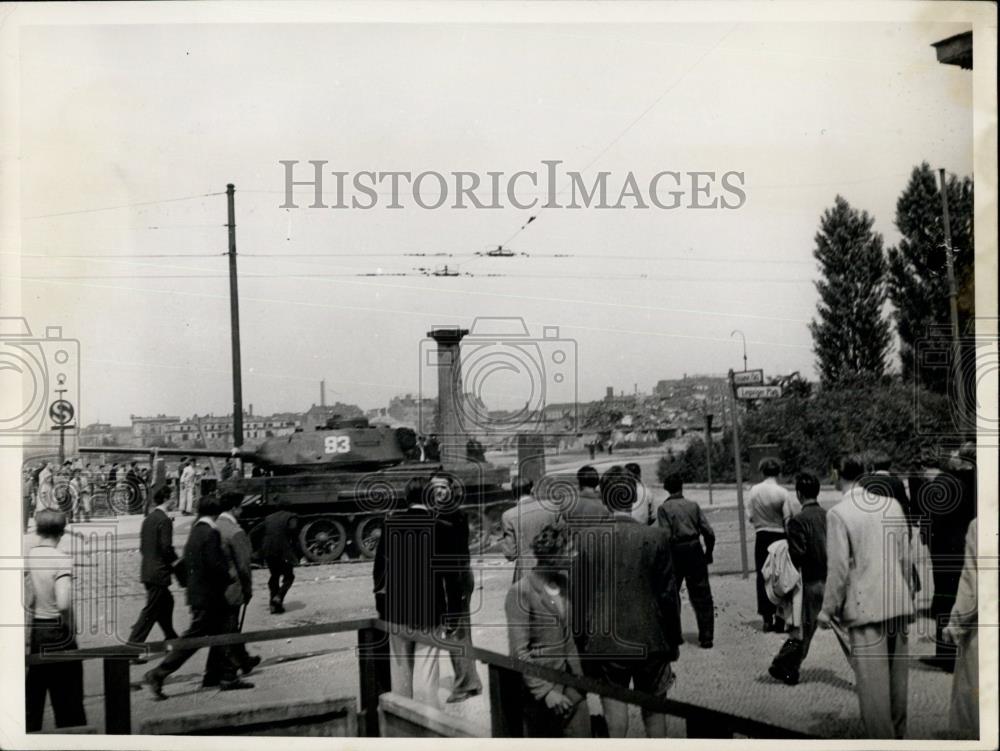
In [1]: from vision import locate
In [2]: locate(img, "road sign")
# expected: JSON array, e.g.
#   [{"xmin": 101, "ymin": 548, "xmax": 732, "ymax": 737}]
[
  {"xmin": 49, "ymin": 399, "xmax": 75, "ymax": 425},
  {"xmin": 732, "ymin": 369, "xmax": 764, "ymax": 386},
  {"xmin": 736, "ymin": 385, "xmax": 782, "ymax": 400}
]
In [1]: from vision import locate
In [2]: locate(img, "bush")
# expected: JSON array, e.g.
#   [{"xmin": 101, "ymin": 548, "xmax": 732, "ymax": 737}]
[
  {"xmin": 657, "ymin": 431, "xmax": 742, "ymax": 485},
  {"xmin": 742, "ymin": 379, "xmax": 953, "ymax": 477}
]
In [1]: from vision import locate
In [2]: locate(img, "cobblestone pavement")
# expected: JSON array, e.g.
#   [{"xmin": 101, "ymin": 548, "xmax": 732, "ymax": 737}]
[{"xmin": 29, "ymin": 513, "xmax": 958, "ymax": 740}]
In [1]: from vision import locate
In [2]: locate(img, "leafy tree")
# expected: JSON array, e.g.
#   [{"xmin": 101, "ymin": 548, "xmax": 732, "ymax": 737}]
[
  {"xmin": 742, "ymin": 380, "xmax": 952, "ymax": 477},
  {"xmin": 809, "ymin": 196, "xmax": 892, "ymax": 385},
  {"xmin": 887, "ymin": 163, "xmax": 974, "ymax": 392}
]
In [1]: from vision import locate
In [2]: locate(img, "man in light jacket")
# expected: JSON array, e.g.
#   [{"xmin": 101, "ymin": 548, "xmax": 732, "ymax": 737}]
[
  {"xmin": 216, "ymin": 492, "xmax": 261, "ymax": 678},
  {"xmin": 819, "ymin": 455, "xmax": 915, "ymax": 739}
]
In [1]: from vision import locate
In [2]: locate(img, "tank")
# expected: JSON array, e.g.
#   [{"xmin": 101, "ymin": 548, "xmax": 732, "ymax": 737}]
[
  {"xmin": 82, "ymin": 423, "xmax": 511, "ymax": 564},
  {"xmin": 79, "ymin": 325, "xmax": 517, "ymax": 563},
  {"xmin": 216, "ymin": 417, "xmax": 512, "ymax": 563}
]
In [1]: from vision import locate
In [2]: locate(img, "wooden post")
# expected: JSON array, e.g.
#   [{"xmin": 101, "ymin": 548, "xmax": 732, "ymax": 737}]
[
  {"xmin": 227, "ymin": 183, "xmax": 244, "ymax": 448},
  {"xmin": 102, "ymin": 657, "xmax": 131, "ymax": 735},
  {"xmin": 487, "ymin": 663, "xmax": 524, "ymax": 737},
  {"xmin": 357, "ymin": 626, "xmax": 391, "ymax": 737},
  {"xmin": 938, "ymin": 167, "xmax": 967, "ymax": 431}
]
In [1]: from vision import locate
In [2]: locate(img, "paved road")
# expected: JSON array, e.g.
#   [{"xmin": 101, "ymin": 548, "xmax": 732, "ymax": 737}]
[{"xmin": 28, "ymin": 510, "xmax": 958, "ymax": 740}]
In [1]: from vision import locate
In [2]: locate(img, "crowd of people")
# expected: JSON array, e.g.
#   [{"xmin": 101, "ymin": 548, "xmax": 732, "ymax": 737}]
[
  {"xmin": 22, "ymin": 456, "xmax": 221, "ymax": 528},
  {"xmin": 23, "ymin": 447, "xmax": 979, "ymax": 739},
  {"xmin": 374, "ymin": 449, "xmax": 979, "ymax": 739},
  {"xmin": 25, "ymin": 480, "xmax": 302, "ymax": 725}
]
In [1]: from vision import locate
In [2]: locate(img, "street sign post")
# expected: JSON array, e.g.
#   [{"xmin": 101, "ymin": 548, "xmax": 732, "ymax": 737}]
[
  {"xmin": 732, "ymin": 369, "xmax": 764, "ymax": 386},
  {"xmin": 49, "ymin": 398, "xmax": 76, "ymax": 464},
  {"xmin": 736, "ymin": 385, "xmax": 782, "ymax": 400},
  {"xmin": 727, "ymin": 370, "xmax": 750, "ymax": 579}
]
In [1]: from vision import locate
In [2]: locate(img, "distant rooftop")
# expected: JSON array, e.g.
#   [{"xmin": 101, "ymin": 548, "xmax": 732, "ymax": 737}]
[{"xmin": 932, "ymin": 31, "xmax": 972, "ymax": 70}]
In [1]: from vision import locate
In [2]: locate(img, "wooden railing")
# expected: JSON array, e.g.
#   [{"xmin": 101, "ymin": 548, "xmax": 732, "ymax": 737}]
[{"xmin": 27, "ymin": 618, "xmax": 816, "ymax": 739}]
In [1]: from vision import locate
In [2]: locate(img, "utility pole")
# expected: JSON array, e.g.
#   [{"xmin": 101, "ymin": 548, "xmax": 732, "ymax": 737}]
[
  {"xmin": 938, "ymin": 168, "xmax": 966, "ymax": 431},
  {"xmin": 227, "ymin": 184, "xmax": 244, "ymax": 448},
  {"xmin": 731, "ymin": 329, "xmax": 748, "ymax": 372},
  {"xmin": 705, "ymin": 412, "xmax": 714, "ymax": 506},
  {"xmin": 728, "ymin": 369, "xmax": 749, "ymax": 578}
]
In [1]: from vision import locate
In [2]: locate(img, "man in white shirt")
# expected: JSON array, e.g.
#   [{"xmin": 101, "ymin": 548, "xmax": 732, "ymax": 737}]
[
  {"xmin": 179, "ymin": 460, "xmax": 196, "ymax": 516},
  {"xmin": 747, "ymin": 458, "xmax": 800, "ymax": 631},
  {"xmin": 819, "ymin": 455, "xmax": 915, "ymax": 739},
  {"xmin": 25, "ymin": 509, "xmax": 87, "ymax": 731}
]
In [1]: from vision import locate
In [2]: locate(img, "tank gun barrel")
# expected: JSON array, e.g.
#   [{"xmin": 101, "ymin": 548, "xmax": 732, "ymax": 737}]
[{"xmin": 79, "ymin": 445, "xmax": 255, "ymax": 461}]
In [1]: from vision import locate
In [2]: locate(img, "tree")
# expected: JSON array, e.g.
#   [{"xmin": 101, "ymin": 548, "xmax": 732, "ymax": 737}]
[
  {"xmin": 809, "ymin": 196, "xmax": 892, "ymax": 385},
  {"xmin": 742, "ymin": 380, "xmax": 953, "ymax": 477},
  {"xmin": 887, "ymin": 163, "xmax": 974, "ymax": 392}
]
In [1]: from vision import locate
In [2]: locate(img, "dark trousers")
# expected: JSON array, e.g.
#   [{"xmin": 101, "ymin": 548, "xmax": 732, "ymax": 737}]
[
  {"xmin": 26, "ymin": 619, "xmax": 87, "ymax": 732},
  {"xmin": 447, "ymin": 591, "xmax": 482, "ymax": 695},
  {"xmin": 128, "ymin": 583, "xmax": 178, "ymax": 643},
  {"xmin": 222, "ymin": 605, "xmax": 252, "ymax": 671},
  {"xmin": 754, "ymin": 531, "xmax": 786, "ymax": 620},
  {"xmin": 930, "ymin": 535, "xmax": 965, "ymax": 664},
  {"xmin": 771, "ymin": 578, "xmax": 825, "ymax": 678},
  {"xmin": 151, "ymin": 607, "xmax": 238, "ymax": 683},
  {"xmin": 266, "ymin": 558, "xmax": 295, "ymax": 604},
  {"xmin": 671, "ymin": 540, "xmax": 714, "ymax": 642}
]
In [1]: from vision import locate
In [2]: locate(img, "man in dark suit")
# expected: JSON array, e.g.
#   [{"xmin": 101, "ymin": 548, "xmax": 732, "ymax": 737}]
[
  {"xmin": 127, "ymin": 486, "xmax": 179, "ymax": 652},
  {"xmin": 910, "ymin": 448, "xmax": 977, "ymax": 673},
  {"xmin": 261, "ymin": 503, "xmax": 299, "ymax": 614},
  {"xmin": 572, "ymin": 466, "xmax": 682, "ymax": 738},
  {"xmin": 144, "ymin": 494, "xmax": 252, "ymax": 699},
  {"xmin": 427, "ymin": 472, "xmax": 482, "ymax": 704},
  {"xmin": 373, "ymin": 478, "xmax": 464, "ymax": 709}
]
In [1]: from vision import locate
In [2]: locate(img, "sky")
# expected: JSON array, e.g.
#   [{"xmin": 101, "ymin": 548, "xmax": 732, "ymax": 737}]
[{"xmin": 11, "ymin": 19, "xmax": 974, "ymax": 427}]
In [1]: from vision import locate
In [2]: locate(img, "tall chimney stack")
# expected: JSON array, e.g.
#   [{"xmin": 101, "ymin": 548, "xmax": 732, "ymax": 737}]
[
  {"xmin": 320, "ymin": 380, "xmax": 326, "ymax": 407},
  {"xmin": 427, "ymin": 327, "xmax": 469, "ymax": 463}
]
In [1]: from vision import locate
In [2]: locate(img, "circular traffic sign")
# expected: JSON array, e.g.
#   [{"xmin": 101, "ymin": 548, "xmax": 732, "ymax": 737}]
[{"xmin": 49, "ymin": 399, "xmax": 75, "ymax": 426}]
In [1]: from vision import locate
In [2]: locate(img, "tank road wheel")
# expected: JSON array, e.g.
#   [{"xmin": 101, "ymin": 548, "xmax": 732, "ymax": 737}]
[
  {"xmin": 353, "ymin": 516, "xmax": 383, "ymax": 559},
  {"xmin": 298, "ymin": 517, "xmax": 347, "ymax": 563}
]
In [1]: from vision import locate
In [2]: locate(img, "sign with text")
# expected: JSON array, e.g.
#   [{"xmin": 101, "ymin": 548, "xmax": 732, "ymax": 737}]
[
  {"xmin": 736, "ymin": 385, "xmax": 782, "ymax": 399},
  {"xmin": 732, "ymin": 369, "xmax": 764, "ymax": 386}
]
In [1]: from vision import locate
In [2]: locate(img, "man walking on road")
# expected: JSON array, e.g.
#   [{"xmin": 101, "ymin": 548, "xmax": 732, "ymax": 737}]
[
  {"xmin": 261, "ymin": 502, "xmax": 299, "ymax": 614},
  {"xmin": 127, "ymin": 486, "xmax": 180, "ymax": 654},
  {"xmin": 657, "ymin": 473, "xmax": 715, "ymax": 648},
  {"xmin": 769, "ymin": 472, "xmax": 827, "ymax": 685},
  {"xmin": 819, "ymin": 455, "xmax": 915, "ymax": 739},
  {"xmin": 748, "ymin": 458, "xmax": 800, "ymax": 632},
  {"xmin": 216, "ymin": 492, "xmax": 261, "ymax": 678},
  {"xmin": 144, "ymin": 494, "xmax": 252, "ymax": 699}
]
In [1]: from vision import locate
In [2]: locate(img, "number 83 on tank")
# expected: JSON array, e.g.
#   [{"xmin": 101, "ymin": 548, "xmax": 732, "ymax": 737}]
[{"xmin": 324, "ymin": 435, "xmax": 352, "ymax": 454}]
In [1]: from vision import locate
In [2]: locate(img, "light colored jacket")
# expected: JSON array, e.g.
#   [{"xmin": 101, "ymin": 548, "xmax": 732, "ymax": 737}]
[
  {"xmin": 763, "ymin": 539, "xmax": 802, "ymax": 627},
  {"xmin": 216, "ymin": 512, "xmax": 253, "ymax": 605},
  {"xmin": 822, "ymin": 485, "xmax": 915, "ymax": 627}
]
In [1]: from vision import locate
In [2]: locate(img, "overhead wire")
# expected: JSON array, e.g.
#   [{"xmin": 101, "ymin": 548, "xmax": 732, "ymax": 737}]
[{"xmin": 23, "ymin": 191, "xmax": 226, "ymax": 220}]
